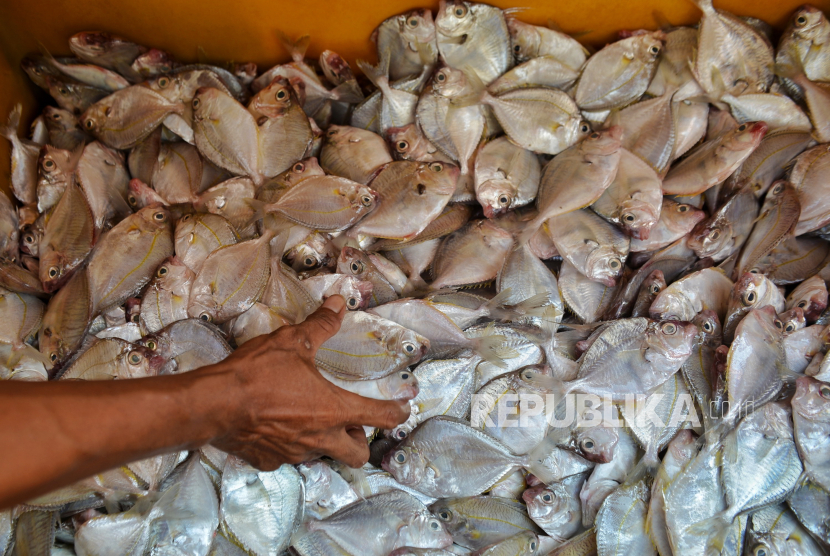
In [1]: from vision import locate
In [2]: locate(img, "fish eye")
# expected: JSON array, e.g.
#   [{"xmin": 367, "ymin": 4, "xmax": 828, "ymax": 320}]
[
  {"xmin": 394, "ymin": 450, "xmax": 407, "ymax": 463},
  {"xmin": 84, "ymin": 118, "xmax": 95, "ymax": 130},
  {"xmin": 429, "ymin": 519, "xmax": 441, "ymax": 530},
  {"xmin": 276, "ymin": 89, "xmax": 288, "ymax": 101},
  {"xmin": 580, "ymin": 438, "xmax": 595, "ymax": 451},
  {"xmin": 350, "ymin": 261, "xmax": 364, "ymax": 274},
  {"xmin": 541, "ymin": 492, "xmax": 553, "ymax": 503},
  {"xmin": 774, "ymin": 319, "xmax": 783, "ymax": 329},
  {"xmin": 498, "ymin": 195, "xmax": 510, "ymax": 206},
  {"xmin": 523, "ymin": 371, "xmax": 534, "ymax": 380},
  {"xmin": 438, "ymin": 510, "xmax": 451, "ymax": 521},
  {"xmin": 327, "ymin": 128, "xmax": 338, "ymax": 137},
  {"xmin": 291, "ymin": 162, "xmax": 306, "ymax": 173},
  {"xmin": 609, "ymin": 258, "xmax": 621, "ymax": 270},
  {"xmin": 737, "ymin": 124, "xmax": 748, "ymax": 132},
  {"xmin": 157, "ymin": 266, "xmax": 169, "ymax": 277},
  {"xmin": 153, "ymin": 211, "xmax": 166, "ymax": 221},
  {"xmin": 454, "ymin": 5, "xmax": 468, "ymax": 17},
  {"xmin": 42, "ymin": 159, "xmax": 55, "ymax": 171},
  {"xmin": 754, "ymin": 546, "xmax": 769, "ymax": 556},
  {"xmin": 400, "ymin": 372, "xmax": 410, "ymax": 380},
  {"xmin": 623, "ymin": 213, "xmax": 635, "ymax": 223},
  {"xmin": 796, "ymin": 15, "xmax": 808, "ymax": 25},
  {"xmin": 819, "ymin": 384, "xmax": 830, "ymax": 399},
  {"xmin": 514, "ymin": 44, "xmax": 521, "ymax": 53},
  {"xmin": 157, "ymin": 76, "xmax": 169, "ymax": 88},
  {"xmin": 127, "ymin": 195, "xmax": 137, "ymax": 206},
  {"xmin": 649, "ymin": 45, "xmax": 660, "ymax": 55},
  {"xmin": 662, "ymin": 322, "xmax": 677, "ymax": 335},
  {"xmin": 199, "ymin": 312, "xmax": 212, "ymax": 322},
  {"xmin": 703, "ymin": 321, "xmax": 713, "ymax": 333},
  {"xmin": 797, "ymin": 300, "xmax": 808, "ymax": 308},
  {"xmin": 708, "ymin": 229, "xmax": 720, "ymax": 240},
  {"xmin": 772, "ymin": 183, "xmax": 784, "ymax": 195},
  {"xmin": 785, "ymin": 323, "xmax": 796, "ymax": 333},
  {"xmin": 429, "ymin": 162, "xmax": 443, "ymax": 172},
  {"xmin": 396, "ymin": 140, "xmax": 409, "ymax": 152},
  {"xmin": 50, "ymin": 352, "xmax": 58, "ymax": 362},
  {"xmin": 403, "ymin": 341, "xmax": 417, "ymax": 354},
  {"xmin": 192, "ymin": 97, "xmax": 201, "ymax": 109},
  {"xmin": 749, "ymin": 268, "xmax": 760, "ymax": 274},
  {"xmin": 407, "ymin": 16, "xmax": 419, "ymax": 28},
  {"xmin": 395, "ymin": 429, "xmax": 408, "ymax": 439},
  {"xmin": 58, "ymin": 86, "xmax": 69, "ymax": 95},
  {"xmin": 347, "ymin": 297, "xmax": 358, "ymax": 308},
  {"xmin": 361, "ymin": 195, "xmax": 374, "ymax": 207},
  {"xmin": 128, "ymin": 351, "xmax": 143, "ymax": 365},
  {"xmin": 48, "ymin": 265, "xmax": 59, "ymax": 279},
  {"xmin": 677, "ymin": 204, "xmax": 689, "ymax": 212},
  {"xmin": 436, "ymin": 72, "xmax": 447, "ymax": 82},
  {"xmin": 742, "ymin": 291, "xmax": 757, "ymax": 306},
  {"xmin": 530, "ymin": 541, "xmax": 537, "ymax": 551},
  {"xmin": 580, "ymin": 123, "xmax": 590, "ymax": 133},
  {"xmin": 590, "ymin": 132, "xmax": 600, "ymax": 139},
  {"xmin": 51, "ymin": 112, "xmax": 61, "ymax": 120},
  {"xmin": 24, "ymin": 234, "xmax": 34, "ymax": 244},
  {"xmin": 304, "ymin": 257, "xmax": 315, "ymax": 267},
  {"xmin": 649, "ymin": 283, "xmax": 661, "ymax": 295},
  {"xmin": 146, "ymin": 340, "xmax": 157, "ymax": 350},
  {"xmin": 181, "ymin": 214, "xmax": 192, "ymax": 222},
  {"xmin": 130, "ymin": 313, "xmax": 140, "ymax": 323}
]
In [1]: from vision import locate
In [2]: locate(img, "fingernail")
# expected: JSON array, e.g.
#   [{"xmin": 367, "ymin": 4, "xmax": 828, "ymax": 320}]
[{"xmin": 322, "ymin": 295, "xmax": 346, "ymax": 314}]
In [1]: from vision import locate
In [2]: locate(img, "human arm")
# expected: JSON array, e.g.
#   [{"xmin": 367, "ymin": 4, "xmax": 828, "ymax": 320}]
[{"xmin": 0, "ymin": 295, "xmax": 411, "ymax": 509}]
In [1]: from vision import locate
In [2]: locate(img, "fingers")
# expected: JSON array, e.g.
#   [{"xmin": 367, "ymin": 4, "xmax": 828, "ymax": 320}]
[
  {"xmin": 325, "ymin": 428, "xmax": 371, "ymax": 468},
  {"xmin": 291, "ymin": 296, "xmax": 346, "ymax": 350},
  {"xmin": 337, "ymin": 391, "xmax": 412, "ymax": 430}
]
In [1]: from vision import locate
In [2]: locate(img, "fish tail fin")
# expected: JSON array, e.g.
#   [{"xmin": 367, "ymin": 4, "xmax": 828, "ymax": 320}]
[
  {"xmin": 524, "ymin": 433, "xmax": 565, "ymax": 485},
  {"xmin": 1, "ymin": 103, "xmax": 22, "ymax": 141},
  {"xmin": 773, "ymin": 61, "xmax": 805, "ymax": 81},
  {"xmin": 515, "ymin": 218, "xmax": 543, "ymax": 250},
  {"xmin": 243, "ymin": 198, "xmax": 271, "ymax": 227},
  {"xmin": 482, "ymin": 288, "xmax": 515, "ymax": 318},
  {"xmin": 277, "ymin": 32, "xmax": 311, "ymax": 63},
  {"xmin": 471, "ymin": 322, "xmax": 518, "ymax": 368},
  {"xmin": 329, "ymin": 81, "xmax": 364, "ymax": 104},
  {"xmin": 356, "ymin": 59, "xmax": 391, "ymax": 95},
  {"xmin": 626, "ymin": 458, "xmax": 652, "ymax": 485},
  {"xmin": 689, "ymin": 0, "xmax": 715, "ymax": 15},
  {"xmin": 515, "ymin": 292, "xmax": 563, "ymax": 321},
  {"xmin": 641, "ymin": 447, "xmax": 662, "ymax": 476},
  {"xmin": 685, "ymin": 511, "xmax": 733, "ymax": 546}
]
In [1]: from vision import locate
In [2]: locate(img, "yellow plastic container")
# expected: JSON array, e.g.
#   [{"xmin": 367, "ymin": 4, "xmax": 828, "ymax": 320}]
[{"xmin": 0, "ymin": 0, "xmax": 827, "ymax": 188}]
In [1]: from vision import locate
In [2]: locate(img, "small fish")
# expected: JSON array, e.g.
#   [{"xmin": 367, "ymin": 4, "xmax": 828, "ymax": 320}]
[
  {"xmin": 789, "ymin": 144, "xmax": 830, "ymax": 235},
  {"xmin": 320, "ymin": 125, "xmax": 393, "ymax": 185},
  {"xmin": 38, "ymin": 182, "xmax": 95, "ymax": 292},
  {"xmin": 138, "ymin": 319, "xmax": 232, "ymax": 374},
  {"xmin": 1, "ymin": 104, "xmax": 40, "ymax": 205},
  {"xmin": 630, "ymin": 200, "xmax": 705, "ymax": 253},
  {"xmin": 140, "ymin": 256, "xmax": 195, "ymax": 334},
  {"xmin": 431, "ymin": 219, "xmax": 514, "ymax": 290},
  {"xmin": 68, "ymin": 32, "xmax": 147, "ymax": 81},
  {"xmin": 373, "ymin": 9, "xmax": 439, "ymax": 81}
]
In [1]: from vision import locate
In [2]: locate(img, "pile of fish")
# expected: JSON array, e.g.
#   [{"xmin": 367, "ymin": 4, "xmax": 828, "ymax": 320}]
[{"xmin": 2, "ymin": 0, "xmax": 830, "ymax": 554}]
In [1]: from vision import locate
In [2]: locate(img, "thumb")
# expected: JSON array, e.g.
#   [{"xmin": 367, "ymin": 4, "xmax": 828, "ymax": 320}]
[{"xmin": 293, "ymin": 295, "xmax": 346, "ymax": 350}]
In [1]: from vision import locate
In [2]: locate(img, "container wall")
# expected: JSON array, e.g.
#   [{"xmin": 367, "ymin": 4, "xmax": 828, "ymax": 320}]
[{"xmin": 0, "ymin": 0, "xmax": 826, "ymax": 193}]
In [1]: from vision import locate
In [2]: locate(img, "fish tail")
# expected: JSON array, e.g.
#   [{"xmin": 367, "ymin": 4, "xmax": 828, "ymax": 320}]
[
  {"xmin": 685, "ymin": 511, "xmax": 733, "ymax": 546},
  {"xmin": 641, "ymin": 448, "xmax": 661, "ymax": 476},
  {"xmin": 689, "ymin": 0, "xmax": 715, "ymax": 15},
  {"xmin": 773, "ymin": 61, "xmax": 805, "ymax": 81},
  {"xmin": 472, "ymin": 322, "xmax": 519, "ymax": 368},
  {"xmin": 482, "ymin": 288, "xmax": 515, "ymax": 318},
  {"xmin": 0, "ymin": 103, "xmax": 22, "ymax": 142},
  {"xmin": 329, "ymin": 81, "xmax": 364, "ymax": 104},
  {"xmin": 524, "ymin": 434, "xmax": 565, "ymax": 485},
  {"xmin": 243, "ymin": 198, "xmax": 271, "ymax": 227},
  {"xmin": 277, "ymin": 32, "xmax": 311, "ymax": 63},
  {"xmin": 356, "ymin": 59, "xmax": 390, "ymax": 93},
  {"xmin": 515, "ymin": 218, "xmax": 542, "ymax": 250},
  {"xmin": 515, "ymin": 292, "xmax": 562, "ymax": 321}
]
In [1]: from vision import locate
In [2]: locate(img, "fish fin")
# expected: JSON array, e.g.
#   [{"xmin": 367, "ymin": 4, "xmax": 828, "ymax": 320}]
[
  {"xmin": 641, "ymin": 447, "xmax": 662, "ymax": 476},
  {"xmin": 773, "ymin": 61, "xmax": 805, "ymax": 81},
  {"xmin": 243, "ymin": 198, "xmax": 270, "ymax": 227},
  {"xmin": 329, "ymin": 81, "xmax": 364, "ymax": 104},
  {"xmin": 685, "ymin": 512, "xmax": 732, "ymax": 547},
  {"xmin": 471, "ymin": 322, "xmax": 518, "ymax": 368},
  {"xmin": 503, "ymin": 7, "xmax": 528, "ymax": 16},
  {"xmin": 721, "ymin": 424, "xmax": 739, "ymax": 464},
  {"xmin": 0, "ymin": 103, "xmax": 22, "ymax": 141},
  {"xmin": 162, "ymin": 114, "xmax": 194, "ymax": 144},
  {"xmin": 277, "ymin": 32, "xmax": 311, "ymax": 63},
  {"xmin": 356, "ymin": 59, "xmax": 390, "ymax": 94},
  {"xmin": 514, "ymin": 292, "xmax": 563, "ymax": 321},
  {"xmin": 482, "ymin": 288, "xmax": 515, "ymax": 317},
  {"xmin": 688, "ymin": 0, "xmax": 715, "ymax": 15},
  {"xmin": 524, "ymin": 433, "xmax": 567, "ymax": 485}
]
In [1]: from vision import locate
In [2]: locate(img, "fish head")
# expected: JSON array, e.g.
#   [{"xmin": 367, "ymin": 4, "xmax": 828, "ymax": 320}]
[
  {"xmin": 774, "ymin": 307, "xmax": 806, "ymax": 336},
  {"xmin": 187, "ymin": 295, "xmax": 219, "ymax": 325},
  {"xmin": 432, "ymin": 66, "xmax": 469, "ymax": 97},
  {"xmin": 791, "ymin": 5, "xmax": 828, "ymax": 40},
  {"xmin": 273, "ymin": 157, "xmax": 325, "ymax": 190},
  {"xmin": 252, "ymin": 76, "xmax": 300, "ymax": 119},
  {"xmin": 69, "ymin": 32, "xmax": 118, "ymax": 58},
  {"xmin": 793, "ymin": 376, "xmax": 830, "ymax": 423},
  {"xmin": 666, "ymin": 429, "xmax": 699, "ymax": 463},
  {"xmin": 647, "ymin": 320, "xmax": 697, "ymax": 361},
  {"xmin": 134, "ymin": 205, "xmax": 172, "ymax": 232},
  {"xmin": 728, "ymin": 272, "xmax": 777, "ymax": 317},
  {"xmin": 632, "ymin": 30, "xmax": 665, "ymax": 64},
  {"xmin": 580, "ymin": 126, "xmax": 623, "ymax": 157},
  {"xmin": 687, "ymin": 219, "xmax": 733, "ymax": 259},
  {"xmin": 19, "ymin": 224, "xmax": 42, "ymax": 257},
  {"xmin": 725, "ymin": 121, "xmax": 768, "ymax": 154},
  {"xmin": 337, "ymin": 246, "xmax": 372, "ymax": 278},
  {"xmin": 524, "ymin": 483, "xmax": 579, "ymax": 533},
  {"xmin": 323, "ymin": 124, "xmax": 350, "ymax": 147},
  {"xmin": 20, "ymin": 55, "xmax": 58, "ymax": 88},
  {"xmin": 43, "ymin": 106, "xmax": 80, "ymax": 133},
  {"xmin": 584, "ymin": 247, "xmax": 624, "ymax": 287},
  {"xmin": 429, "ymin": 500, "xmax": 467, "ymax": 534},
  {"xmin": 395, "ymin": 9, "xmax": 437, "ymax": 48},
  {"xmin": 320, "ymin": 50, "xmax": 354, "ymax": 84},
  {"xmin": 39, "ymin": 326, "xmax": 71, "ymax": 367},
  {"xmin": 146, "ymin": 73, "xmax": 183, "ymax": 103},
  {"xmin": 381, "ymin": 445, "xmax": 426, "ymax": 486},
  {"xmin": 128, "ymin": 178, "xmax": 164, "ymax": 209},
  {"xmin": 346, "ymin": 184, "xmax": 379, "ymax": 216},
  {"xmin": 154, "ymin": 256, "xmax": 194, "ymax": 289},
  {"xmin": 663, "ymin": 201, "xmax": 706, "ymax": 234},
  {"xmin": 760, "ymin": 180, "xmax": 799, "ymax": 217},
  {"xmin": 378, "ymin": 369, "xmax": 419, "ymax": 401},
  {"xmin": 395, "ymin": 328, "xmax": 430, "ymax": 365},
  {"xmin": 788, "ymin": 277, "xmax": 828, "ymax": 323},
  {"xmin": 477, "ymin": 179, "xmax": 516, "ymax": 219},
  {"xmin": 386, "ymin": 124, "xmax": 422, "ymax": 161},
  {"xmin": 573, "ymin": 424, "xmax": 618, "ymax": 463},
  {"xmin": 38, "ymin": 145, "xmax": 75, "ymax": 186},
  {"xmin": 649, "ymin": 288, "xmax": 695, "ymax": 322},
  {"xmin": 400, "ymin": 510, "xmax": 453, "ymax": 551},
  {"xmin": 287, "ymin": 234, "xmax": 337, "ymax": 272},
  {"xmin": 642, "ymin": 269, "xmax": 666, "ymax": 298},
  {"xmin": 138, "ymin": 331, "xmax": 171, "ymax": 361},
  {"xmin": 327, "ymin": 275, "xmax": 374, "ymax": 311},
  {"xmin": 417, "ymin": 160, "xmax": 460, "ymax": 196},
  {"xmin": 506, "ymin": 18, "xmax": 539, "ymax": 62},
  {"xmin": 118, "ymin": 345, "xmax": 159, "ymax": 378},
  {"xmin": 39, "ymin": 250, "xmax": 71, "ymax": 293},
  {"xmin": 618, "ymin": 200, "xmax": 660, "ymax": 240},
  {"xmin": 435, "ymin": 0, "xmax": 475, "ymax": 39},
  {"xmin": 692, "ymin": 309, "xmax": 722, "ymax": 343},
  {"xmin": 132, "ymin": 48, "xmax": 175, "ymax": 78}
]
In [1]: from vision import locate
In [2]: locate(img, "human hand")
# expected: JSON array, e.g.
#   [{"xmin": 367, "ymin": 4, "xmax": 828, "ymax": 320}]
[{"xmin": 208, "ymin": 295, "xmax": 412, "ymax": 469}]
